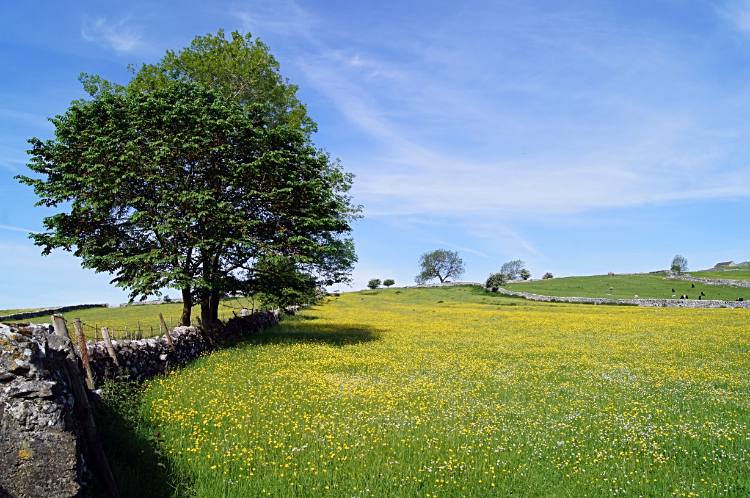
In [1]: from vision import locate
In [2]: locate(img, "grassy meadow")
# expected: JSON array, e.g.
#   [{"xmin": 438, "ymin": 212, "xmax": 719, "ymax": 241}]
[
  {"xmin": 688, "ymin": 270, "xmax": 750, "ymax": 282},
  {"xmin": 0, "ymin": 307, "xmax": 46, "ymax": 316},
  {"xmin": 121, "ymin": 286, "xmax": 750, "ymax": 498},
  {"xmin": 505, "ymin": 273, "xmax": 750, "ymax": 301},
  {"xmin": 9, "ymin": 297, "xmax": 264, "ymax": 340}
]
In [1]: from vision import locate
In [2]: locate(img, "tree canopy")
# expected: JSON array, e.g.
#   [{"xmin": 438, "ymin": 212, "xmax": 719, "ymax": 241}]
[
  {"xmin": 18, "ymin": 82, "xmax": 357, "ymax": 326},
  {"xmin": 79, "ymin": 29, "xmax": 316, "ymax": 139},
  {"xmin": 415, "ymin": 249, "xmax": 465, "ymax": 284}
]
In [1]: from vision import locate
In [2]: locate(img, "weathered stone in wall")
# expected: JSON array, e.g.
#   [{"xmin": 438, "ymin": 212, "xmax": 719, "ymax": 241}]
[{"xmin": 0, "ymin": 323, "xmax": 82, "ymax": 498}]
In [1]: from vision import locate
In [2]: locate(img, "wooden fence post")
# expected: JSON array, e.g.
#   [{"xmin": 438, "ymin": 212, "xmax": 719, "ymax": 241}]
[
  {"xmin": 100, "ymin": 327, "xmax": 119, "ymax": 367},
  {"xmin": 61, "ymin": 346, "xmax": 119, "ymax": 497},
  {"xmin": 73, "ymin": 318, "xmax": 96, "ymax": 390},
  {"xmin": 159, "ymin": 312, "xmax": 175, "ymax": 349},
  {"xmin": 51, "ymin": 314, "xmax": 70, "ymax": 339}
]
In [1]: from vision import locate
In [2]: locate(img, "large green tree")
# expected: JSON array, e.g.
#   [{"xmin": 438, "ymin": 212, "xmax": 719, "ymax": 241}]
[{"xmin": 18, "ymin": 82, "xmax": 356, "ymax": 326}]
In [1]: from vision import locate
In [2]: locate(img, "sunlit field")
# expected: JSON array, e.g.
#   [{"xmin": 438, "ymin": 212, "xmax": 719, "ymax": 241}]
[
  {"xmin": 505, "ymin": 273, "xmax": 750, "ymax": 302},
  {"xmin": 688, "ymin": 270, "xmax": 750, "ymax": 282},
  {"xmin": 140, "ymin": 286, "xmax": 750, "ymax": 497}
]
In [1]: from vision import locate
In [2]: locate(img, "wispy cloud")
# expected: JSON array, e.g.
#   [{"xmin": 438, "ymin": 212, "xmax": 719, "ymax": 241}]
[
  {"xmin": 0, "ymin": 224, "xmax": 37, "ymax": 234},
  {"xmin": 81, "ymin": 15, "xmax": 142, "ymax": 53},
  {"xmin": 233, "ymin": 1, "xmax": 321, "ymax": 42},
  {"xmin": 432, "ymin": 240, "xmax": 489, "ymax": 258},
  {"xmin": 716, "ymin": 0, "xmax": 750, "ymax": 34},
  {"xmin": 234, "ymin": 0, "xmax": 750, "ymax": 224}
]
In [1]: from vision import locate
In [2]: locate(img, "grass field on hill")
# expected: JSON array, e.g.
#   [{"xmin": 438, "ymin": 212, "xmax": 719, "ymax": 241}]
[
  {"xmin": 7, "ymin": 297, "xmax": 264, "ymax": 340},
  {"xmin": 0, "ymin": 307, "xmax": 45, "ymax": 316},
  {"xmin": 505, "ymin": 273, "xmax": 750, "ymax": 301},
  {"xmin": 688, "ymin": 270, "xmax": 750, "ymax": 282},
  {"xmin": 122, "ymin": 286, "xmax": 750, "ymax": 498}
]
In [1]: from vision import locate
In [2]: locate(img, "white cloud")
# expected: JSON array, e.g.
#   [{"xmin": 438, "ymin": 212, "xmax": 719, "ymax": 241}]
[{"xmin": 81, "ymin": 15, "xmax": 142, "ymax": 53}]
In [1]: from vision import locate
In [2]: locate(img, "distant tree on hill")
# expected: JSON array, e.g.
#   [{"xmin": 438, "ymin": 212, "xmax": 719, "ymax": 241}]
[
  {"xmin": 542, "ymin": 272, "xmax": 553, "ymax": 279},
  {"xmin": 383, "ymin": 279, "xmax": 395, "ymax": 288},
  {"xmin": 367, "ymin": 278, "xmax": 381, "ymax": 289},
  {"xmin": 486, "ymin": 273, "xmax": 507, "ymax": 292},
  {"xmin": 415, "ymin": 249, "xmax": 465, "ymax": 284},
  {"xmin": 520, "ymin": 269, "xmax": 531, "ymax": 280},
  {"xmin": 671, "ymin": 255, "xmax": 688, "ymax": 274},
  {"xmin": 500, "ymin": 260, "xmax": 525, "ymax": 280}
]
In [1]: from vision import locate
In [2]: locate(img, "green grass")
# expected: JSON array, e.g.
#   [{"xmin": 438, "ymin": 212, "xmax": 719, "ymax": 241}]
[
  {"xmin": 688, "ymin": 270, "xmax": 750, "ymax": 281},
  {"xmin": 0, "ymin": 307, "xmax": 46, "ymax": 316},
  {"xmin": 506, "ymin": 273, "xmax": 750, "ymax": 301},
  {"xmin": 100, "ymin": 286, "xmax": 750, "ymax": 497},
  {"xmin": 7, "ymin": 297, "xmax": 266, "ymax": 340}
]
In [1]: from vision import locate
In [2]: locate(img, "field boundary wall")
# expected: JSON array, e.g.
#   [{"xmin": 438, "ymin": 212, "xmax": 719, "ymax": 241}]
[
  {"xmin": 0, "ymin": 303, "xmax": 109, "ymax": 322},
  {"xmin": 672, "ymin": 274, "xmax": 750, "ymax": 289},
  {"xmin": 1, "ymin": 323, "xmax": 92, "ymax": 497}
]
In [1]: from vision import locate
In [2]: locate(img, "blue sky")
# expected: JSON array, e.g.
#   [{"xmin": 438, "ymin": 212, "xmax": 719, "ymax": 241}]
[{"xmin": 2, "ymin": 0, "xmax": 750, "ymax": 308}]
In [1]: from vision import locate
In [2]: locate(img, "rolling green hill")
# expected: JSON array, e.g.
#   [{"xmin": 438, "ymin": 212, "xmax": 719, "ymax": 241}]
[{"xmin": 505, "ymin": 272, "xmax": 750, "ymax": 301}]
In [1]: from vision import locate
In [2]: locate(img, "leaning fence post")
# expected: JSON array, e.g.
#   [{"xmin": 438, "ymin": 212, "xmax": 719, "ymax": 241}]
[
  {"xmin": 51, "ymin": 314, "xmax": 70, "ymax": 339},
  {"xmin": 73, "ymin": 318, "xmax": 96, "ymax": 390},
  {"xmin": 100, "ymin": 327, "xmax": 119, "ymax": 367},
  {"xmin": 159, "ymin": 312, "xmax": 175, "ymax": 349}
]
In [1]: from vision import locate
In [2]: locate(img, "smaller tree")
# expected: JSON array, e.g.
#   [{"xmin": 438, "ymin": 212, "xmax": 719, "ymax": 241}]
[
  {"xmin": 367, "ymin": 278, "xmax": 381, "ymax": 289},
  {"xmin": 671, "ymin": 255, "xmax": 688, "ymax": 274},
  {"xmin": 415, "ymin": 249, "xmax": 465, "ymax": 284},
  {"xmin": 542, "ymin": 272, "xmax": 553, "ymax": 280},
  {"xmin": 486, "ymin": 273, "xmax": 507, "ymax": 292},
  {"xmin": 519, "ymin": 269, "xmax": 531, "ymax": 280},
  {"xmin": 500, "ymin": 260, "xmax": 525, "ymax": 280},
  {"xmin": 383, "ymin": 279, "xmax": 395, "ymax": 288}
]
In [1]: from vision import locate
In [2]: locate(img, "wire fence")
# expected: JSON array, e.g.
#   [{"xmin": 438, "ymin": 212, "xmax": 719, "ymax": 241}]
[{"xmin": 72, "ymin": 296, "xmax": 268, "ymax": 341}]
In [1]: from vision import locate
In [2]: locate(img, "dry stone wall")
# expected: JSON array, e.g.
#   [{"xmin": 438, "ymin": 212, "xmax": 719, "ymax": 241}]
[
  {"xmin": 1, "ymin": 323, "xmax": 86, "ymax": 498},
  {"xmin": 673, "ymin": 274, "xmax": 750, "ymax": 289},
  {"xmin": 0, "ymin": 304, "xmax": 109, "ymax": 323},
  {"xmin": 82, "ymin": 311, "xmax": 280, "ymax": 382},
  {"xmin": 495, "ymin": 288, "xmax": 750, "ymax": 308}
]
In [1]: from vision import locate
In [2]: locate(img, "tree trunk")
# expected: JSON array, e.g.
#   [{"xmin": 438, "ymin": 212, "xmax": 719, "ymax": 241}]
[
  {"xmin": 438, "ymin": 274, "xmax": 445, "ymax": 283},
  {"xmin": 200, "ymin": 293, "xmax": 211, "ymax": 328},
  {"xmin": 210, "ymin": 290, "xmax": 221, "ymax": 323},
  {"xmin": 180, "ymin": 287, "xmax": 192, "ymax": 326}
]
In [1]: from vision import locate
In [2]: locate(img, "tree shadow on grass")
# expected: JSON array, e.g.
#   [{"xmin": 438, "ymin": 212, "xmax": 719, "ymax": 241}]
[
  {"xmin": 90, "ymin": 377, "xmax": 192, "ymax": 498},
  {"xmin": 230, "ymin": 320, "xmax": 382, "ymax": 348}
]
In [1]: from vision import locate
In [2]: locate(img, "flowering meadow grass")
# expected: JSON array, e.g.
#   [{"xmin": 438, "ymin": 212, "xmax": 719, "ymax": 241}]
[{"xmin": 139, "ymin": 286, "xmax": 750, "ymax": 497}]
